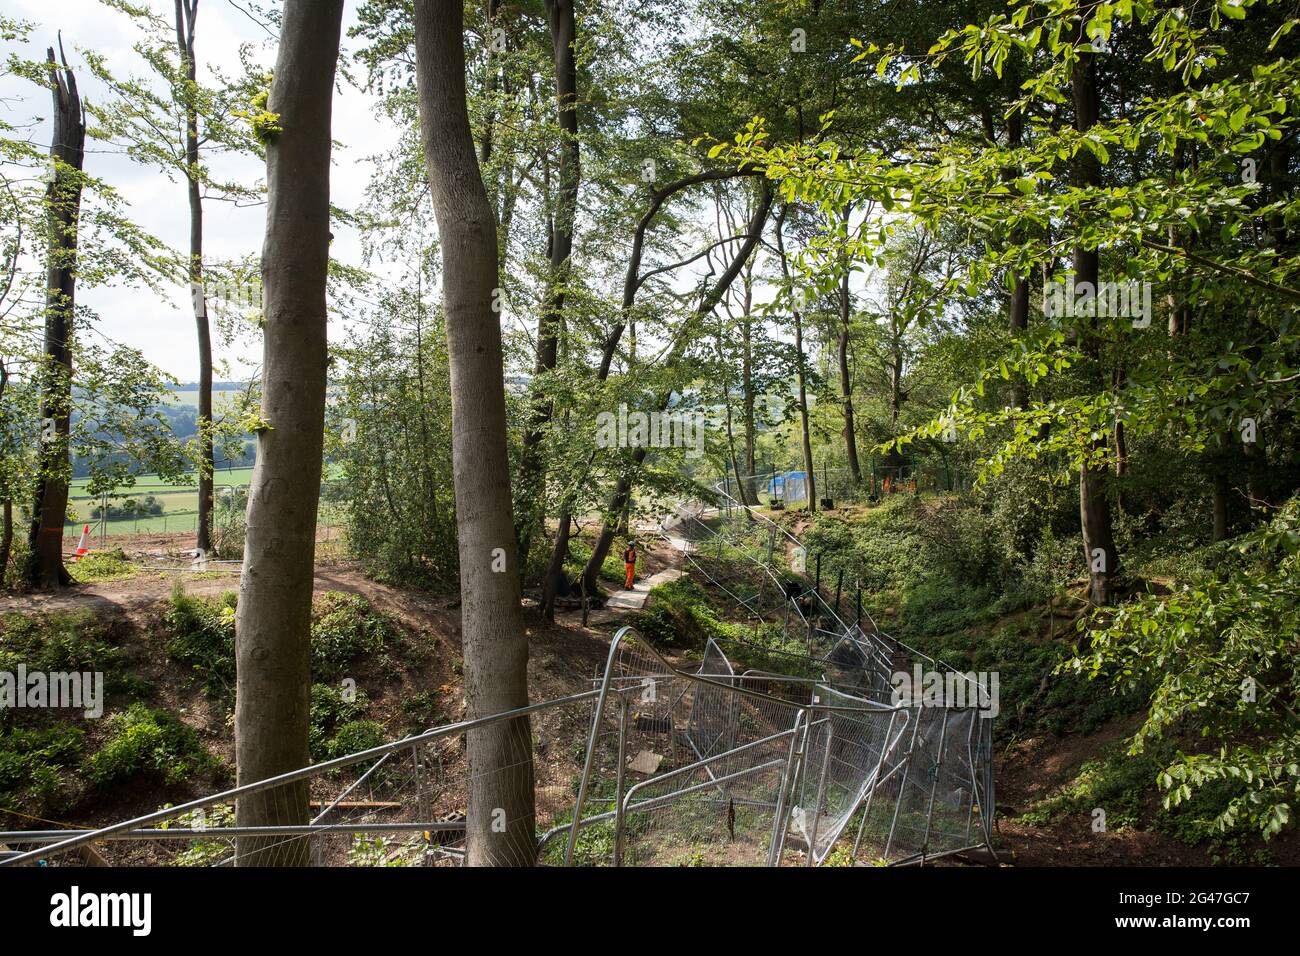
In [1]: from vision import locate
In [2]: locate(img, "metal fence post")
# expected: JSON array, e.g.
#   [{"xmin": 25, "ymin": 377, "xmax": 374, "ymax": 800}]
[
  {"xmin": 766, "ymin": 709, "xmax": 805, "ymax": 866},
  {"xmin": 883, "ymin": 706, "xmax": 925, "ymax": 860},
  {"xmin": 565, "ymin": 629, "xmax": 627, "ymax": 866},
  {"xmin": 851, "ymin": 708, "xmax": 900, "ymax": 861},
  {"xmin": 804, "ymin": 706, "xmax": 834, "ymax": 866},
  {"xmin": 917, "ymin": 707, "xmax": 949, "ymax": 865},
  {"xmin": 613, "ymin": 695, "xmax": 629, "ymax": 866}
]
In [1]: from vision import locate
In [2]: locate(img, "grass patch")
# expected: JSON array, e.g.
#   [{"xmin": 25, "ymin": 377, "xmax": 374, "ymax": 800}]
[{"xmin": 70, "ymin": 548, "xmax": 138, "ymax": 583}]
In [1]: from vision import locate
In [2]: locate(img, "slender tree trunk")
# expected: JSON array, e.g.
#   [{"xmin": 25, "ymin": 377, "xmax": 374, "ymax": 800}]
[
  {"xmin": 517, "ymin": 0, "xmax": 580, "ymax": 573},
  {"xmin": 889, "ymin": 351, "xmax": 904, "ymax": 428},
  {"xmin": 479, "ymin": 0, "xmax": 500, "ymax": 170},
  {"xmin": 717, "ymin": 307, "xmax": 753, "ymax": 517},
  {"xmin": 542, "ymin": 170, "xmax": 761, "ymax": 611},
  {"xmin": 1008, "ymin": 274, "xmax": 1030, "ymax": 410},
  {"xmin": 741, "ymin": 312, "xmax": 757, "ymax": 498},
  {"xmin": 729, "ymin": 265, "xmax": 756, "ymax": 506},
  {"xmin": 1113, "ymin": 419, "xmax": 1128, "ymax": 510},
  {"xmin": 233, "ymin": 0, "xmax": 343, "ymax": 865},
  {"xmin": 1071, "ymin": 22, "xmax": 1120, "ymax": 605},
  {"xmin": 414, "ymin": 0, "xmax": 535, "ymax": 865},
  {"xmin": 0, "ymin": 498, "xmax": 11, "ymax": 587},
  {"xmin": 1112, "ymin": 366, "xmax": 1128, "ymax": 513},
  {"xmin": 1001, "ymin": 112, "xmax": 1031, "ymax": 409},
  {"xmin": 836, "ymin": 213, "xmax": 862, "ymax": 483},
  {"xmin": 724, "ymin": 397, "xmax": 748, "ymax": 508},
  {"xmin": 0, "ymin": 359, "xmax": 10, "ymax": 585},
  {"xmin": 776, "ymin": 206, "xmax": 815, "ymax": 511},
  {"xmin": 1212, "ymin": 469, "xmax": 1229, "ymax": 541},
  {"xmin": 27, "ymin": 44, "xmax": 83, "ymax": 591},
  {"xmin": 1238, "ymin": 138, "xmax": 1294, "ymax": 517},
  {"xmin": 1167, "ymin": 142, "xmax": 1192, "ymax": 336},
  {"xmin": 175, "ymin": 1, "xmax": 214, "ymax": 556},
  {"xmin": 581, "ymin": 184, "xmax": 772, "ymax": 593},
  {"xmin": 0, "ymin": 358, "xmax": 10, "ymax": 585},
  {"xmin": 796, "ymin": 307, "xmax": 816, "ymax": 510}
]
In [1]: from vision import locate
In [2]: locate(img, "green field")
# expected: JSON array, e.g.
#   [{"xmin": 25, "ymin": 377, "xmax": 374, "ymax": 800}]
[
  {"xmin": 65, "ymin": 465, "xmax": 344, "ymax": 536},
  {"xmin": 66, "ymin": 467, "xmax": 258, "ymax": 535}
]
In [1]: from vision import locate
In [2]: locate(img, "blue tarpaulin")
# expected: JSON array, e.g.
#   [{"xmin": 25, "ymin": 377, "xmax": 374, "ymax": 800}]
[{"xmin": 767, "ymin": 471, "xmax": 808, "ymax": 497}]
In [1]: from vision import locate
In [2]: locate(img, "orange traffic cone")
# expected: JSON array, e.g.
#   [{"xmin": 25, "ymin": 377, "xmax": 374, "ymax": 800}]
[{"xmin": 73, "ymin": 524, "xmax": 90, "ymax": 561}]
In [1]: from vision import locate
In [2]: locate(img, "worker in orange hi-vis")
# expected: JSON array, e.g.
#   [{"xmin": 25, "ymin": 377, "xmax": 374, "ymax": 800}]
[
  {"xmin": 623, "ymin": 539, "xmax": 639, "ymax": 589},
  {"xmin": 883, "ymin": 474, "xmax": 892, "ymax": 495}
]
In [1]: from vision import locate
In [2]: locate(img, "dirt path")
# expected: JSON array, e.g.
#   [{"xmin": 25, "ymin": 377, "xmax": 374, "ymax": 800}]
[
  {"xmin": 0, "ymin": 562, "xmax": 382, "ymax": 616},
  {"xmin": 551, "ymin": 534, "xmax": 685, "ymax": 629},
  {"xmin": 602, "ymin": 567, "xmax": 681, "ymax": 611}
]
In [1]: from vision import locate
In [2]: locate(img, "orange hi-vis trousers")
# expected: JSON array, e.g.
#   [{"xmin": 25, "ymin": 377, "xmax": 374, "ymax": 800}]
[{"xmin": 624, "ymin": 563, "xmax": 636, "ymax": 588}]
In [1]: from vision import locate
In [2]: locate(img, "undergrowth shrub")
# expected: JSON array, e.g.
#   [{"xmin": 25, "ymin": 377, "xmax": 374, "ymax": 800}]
[
  {"xmin": 164, "ymin": 588, "xmax": 395, "ymax": 694},
  {"xmin": 323, "ymin": 719, "xmax": 386, "ymax": 760},
  {"xmin": 626, "ymin": 576, "xmax": 750, "ymax": 649},
  {"xmin": 0, "ymin": 723, "xmax": 84, "ymax": 812},
  {"xmin": 310, "ymin": 591, "xmax": 392, "ymax": 679},
  {"xmin": 0, "ymin": 609, "xmax": 145, "ymax": 705},
  {"xmin": 87, "ymin": 703, "xmax": 215, "ymax": 787},
  {"xmin": 309, "ymin": 682, "xmax": 370, "ymax": 760},
  {"xmin": 567, "ymin": 539, "xmax": 625, "ymax": 585},
  {"xmin": 164, "ymin": 586, "xmax": 237, "ymax": 698},
  {"xmin": 0, "ymin": 609, "xmax": 123, "ymax": 676},
  {"xmin": 1066, "ymin": 497, "xmax": 1300, "ymax": 842},
  {"xmin": 1019, "ymin": 739, "xmax": 1264, "ymax": 863}
]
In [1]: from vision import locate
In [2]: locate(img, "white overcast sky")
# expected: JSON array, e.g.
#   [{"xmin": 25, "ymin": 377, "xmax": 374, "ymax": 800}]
[{"xmin": 0, "ymin": 0, "xmax": 399, "ymax": 381}]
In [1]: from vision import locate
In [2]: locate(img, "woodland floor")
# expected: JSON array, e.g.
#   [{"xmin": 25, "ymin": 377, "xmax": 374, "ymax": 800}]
[{"xmin": 3, "ymin": 530, "xmax": 1295, "ymax": 865}]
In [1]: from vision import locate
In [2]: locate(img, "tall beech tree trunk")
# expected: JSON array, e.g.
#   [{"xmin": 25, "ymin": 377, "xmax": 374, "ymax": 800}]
[
  {"xmin": 233, "ymin": 0, "xmax": 343, "ymax": 866},
  {"xmin": 1071, "ymin": 23, "xmax": 1120, "ymax": 605},
  {"xmin": 175, "ymin": 0, "xmax": 214, "ymax": 556},
  {"xmin": 517, "ymin": 0, "xmax": 580, "ymax": 573},
  {"xmin": 414, "ymin": 0, "xmax": 535, "ymax": 865},
  {"xmin": 27, "ymin": 43, "xmax": 83, "ymax": 591}
]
